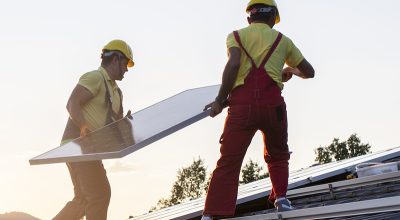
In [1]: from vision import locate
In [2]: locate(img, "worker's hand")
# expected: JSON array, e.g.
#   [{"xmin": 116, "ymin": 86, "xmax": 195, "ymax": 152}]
[
  {"xmin": 204, "ymin": 101, "xmax": 223, "ymax": 118},
  {"xmin": 282, "ymin": 72, "xmax": 293, "ymax": 82},
  {"xmin": 80, "ymin": 124, "xmax": 90, "ymax": 137},
  {"xmin": 283, "ymin": 67, "xmax": 304, "ymax": 81},
  {"xmin": 282, "ymin": 67, "xmax": 295, "ymax": 82},
  {"xmin": 125, "ymin": 110, "xmax": 133, "ymax": 119}
]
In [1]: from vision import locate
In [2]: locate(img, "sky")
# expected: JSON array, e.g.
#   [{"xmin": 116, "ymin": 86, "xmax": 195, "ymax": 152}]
[{"xmin": 0, "ymin": 0, "xmax": 400, "ymax": 219}]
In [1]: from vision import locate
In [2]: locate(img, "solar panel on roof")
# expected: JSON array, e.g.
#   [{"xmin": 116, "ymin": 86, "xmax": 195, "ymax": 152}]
[
  {"xmin": 240, "ymin": 171, "xmax": 400, "ymax": 218},
  {"xmin": 229, "ymin": 196, "xmax": 400, "ymax": 220},
  {"xmin": 130, "ymin": 147, "xmax": 400, "ymax": 220},
  {"xmin": 29, "ymin": 85, "xmax": 220, "ymax": 165}
]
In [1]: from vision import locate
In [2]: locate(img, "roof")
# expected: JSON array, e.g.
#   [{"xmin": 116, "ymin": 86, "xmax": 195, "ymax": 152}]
[
  {"xmin": 130, "ymin": 147, "xmax": 400, "ymax": 220},
  {"xmin": 231, "ymin": 170, "xmax": 400, "ymax": 219}
]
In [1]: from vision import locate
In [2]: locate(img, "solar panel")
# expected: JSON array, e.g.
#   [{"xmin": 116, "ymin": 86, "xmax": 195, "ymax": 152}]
[
  {"xmin": 29, "ymin": 85, "xmax": 220, "ymax": 165},
  {"xmin": 129, "ymin": 147, "xmax": 400, "ymax": 220},
  {"xmin": 230, "ymin": 196, "xmax": 400, "ymax": 220}
]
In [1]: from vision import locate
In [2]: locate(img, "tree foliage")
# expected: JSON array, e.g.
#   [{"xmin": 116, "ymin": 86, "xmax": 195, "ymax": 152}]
[
  {"xmin": 240, "ymin": 159, "xmax": 269, "ymax": 184},
  {"xmin": 150, "ymin": 158, "xmax": 208, "ymax": 211},
  {"xmin": 149, "ymin": 134, "xmax": 371, "ymax": 212},
  {"xmin": 314, "ymin": 146, "xmax": 332, "ymax": 164},
  {"xmin": 150, "ymin": 158, "xmax": 270, "ymax": 212},
  {"xmin": 315, "ymin": 134, "xmax": 371, "ymax": 164}
]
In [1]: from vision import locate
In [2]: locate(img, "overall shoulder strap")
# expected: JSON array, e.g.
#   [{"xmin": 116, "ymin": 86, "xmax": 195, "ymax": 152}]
[
  {"xmin": 100, "ymin": 73, "xmax": 122, "ymax": 123},
  {"xmin": 259, "ymin": 32, "xmax": 283, "ymax": 68},
  {"xmin": 116, "ymin": 88, "xmax": 124, "ymax": 119},
  {"xmin": 101, "ymin": 74, "xmax": 113, "ymax": 107},
  {"xmin": 233, "ymin": 31, "xmax": 257, "ymax": 68}
]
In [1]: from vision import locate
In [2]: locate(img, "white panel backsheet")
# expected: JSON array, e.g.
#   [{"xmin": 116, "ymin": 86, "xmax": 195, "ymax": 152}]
[
  {"xmin": 130, "ymin": 147, "xmax": 400, "ymax": 220},
  {"xmin": 29, "ymin": 85, "xmax": 220, "ymax": 165}
]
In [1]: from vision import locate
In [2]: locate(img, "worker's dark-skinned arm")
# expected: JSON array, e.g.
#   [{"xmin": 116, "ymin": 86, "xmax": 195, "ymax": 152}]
[
  {"xmin": 282, "ymin": 58, "xmax": 315, "ymax": 82},
  {"xmin": 296, "ymin": 59, "xmax": 315, "ymax": 78},
  {"xmin": 66, "ymin": 85, "xmax": 94, "ymax": 136},
  {"xmin": 204, "ymin": 47, "xmax": 241, "ymax": 117}
]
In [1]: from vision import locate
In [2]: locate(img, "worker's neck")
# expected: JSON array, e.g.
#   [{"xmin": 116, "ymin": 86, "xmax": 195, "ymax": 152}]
[{"xmin": 251, "ymin": 20, "xmax": 274, "ymax": 28}]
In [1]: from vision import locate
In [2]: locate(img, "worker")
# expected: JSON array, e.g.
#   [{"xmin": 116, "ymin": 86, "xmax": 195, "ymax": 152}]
[
  {"xmin": 52, "ymin": 39, "xmax": 135, "ymax": 220},
  {"xmin": 202, "ymin": 0, "xmax": 315, "ymax": 219}
]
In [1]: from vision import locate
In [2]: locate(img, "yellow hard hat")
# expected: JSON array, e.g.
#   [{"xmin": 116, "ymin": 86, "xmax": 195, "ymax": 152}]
[
  {"xmin": 102, "ymin": 39, "xmax": 134, "ymax": 68},
  {"xmin": 246, "ymin": 0, "xmax": 280, "ymax": 24}
]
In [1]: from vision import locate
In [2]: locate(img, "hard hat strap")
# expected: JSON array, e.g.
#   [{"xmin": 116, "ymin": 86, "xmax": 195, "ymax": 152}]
[
  {"xmin": 249, "ymin": 7, "xmax": 273, "ymax": 15},
  {"xmin": 116, "ymin": 55, "xmax": 124, "ymax": 79},
  {"xmin": 103, "ymin": 51, "xmax": 126, "ymax": 60}
]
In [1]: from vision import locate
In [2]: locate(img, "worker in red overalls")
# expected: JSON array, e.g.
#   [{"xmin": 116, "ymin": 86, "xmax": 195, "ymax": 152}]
[{"xmin": 202, "ymin": 0, "xmax": 315, "ymax": 219}]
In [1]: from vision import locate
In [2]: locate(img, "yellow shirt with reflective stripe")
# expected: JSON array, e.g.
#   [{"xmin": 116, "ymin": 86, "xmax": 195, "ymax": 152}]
[
  {"xmin": 227, "ymin": 23, "xmax": 304, "ymax": 89},
  {"xmin": 78, "ymin": 67, "xmax": 122, "ymax": 131}
]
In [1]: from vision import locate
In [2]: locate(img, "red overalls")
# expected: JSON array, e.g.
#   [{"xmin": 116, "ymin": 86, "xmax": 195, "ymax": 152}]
[{"xmin": 203, "ymin": 32, "xmax": 290, "ymax": 217}]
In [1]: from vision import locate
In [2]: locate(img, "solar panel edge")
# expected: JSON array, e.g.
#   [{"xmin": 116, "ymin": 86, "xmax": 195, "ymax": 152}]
[
  {"xmin": 130, "ymin": 85, "xmax": 219, "ymax": 116},
  {"xmin": 29, "ymin": 150, "xmax": 122, "ymax": 165}
]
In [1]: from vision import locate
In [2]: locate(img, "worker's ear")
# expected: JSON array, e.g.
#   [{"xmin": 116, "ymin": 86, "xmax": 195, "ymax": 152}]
[{"xmin": 111, "ymin": 55, "xmax": 119, "ymax": 65}]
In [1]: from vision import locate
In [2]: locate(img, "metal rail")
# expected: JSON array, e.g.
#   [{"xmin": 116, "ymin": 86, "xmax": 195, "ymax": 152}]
[
  {"xmin": 228, "ymin": 196, "xmax": 400, "ymax": 220},
  {"xmin": 286, "ymin": 170, "xmax": 400, "ymax": 199}
]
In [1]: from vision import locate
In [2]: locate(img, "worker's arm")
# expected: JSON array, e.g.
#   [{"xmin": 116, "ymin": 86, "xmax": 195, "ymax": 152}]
[
  {"xmin": 66, "ymin": 85, "xmax": 94, "ymax": 136},
  {"xmin": 204, "ymin": 47, "xmax": 241, "ymax": 117},
  {"xmin": 282, "ymin": 58, "xmax": 315, "ymax": 81}
]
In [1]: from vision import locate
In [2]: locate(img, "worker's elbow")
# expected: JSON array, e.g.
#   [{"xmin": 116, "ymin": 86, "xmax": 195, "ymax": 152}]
[
  {"xmin": 297, "ymin": 59, "xmax": 315, "ymax": 79},
  {"xmin": 306, "ymin": 69, "xmax": 315, "ymax": 78},
  {"xmin": 67, "ymin": 100, "xmax": 80, "ymax": 113},
  {"xmin": 303, "ymin": 65, "xmax": 315, "ymax": 79},
  {"xmin": 66, "ymin": 101, "xmax": 71, "ymax": 112}
]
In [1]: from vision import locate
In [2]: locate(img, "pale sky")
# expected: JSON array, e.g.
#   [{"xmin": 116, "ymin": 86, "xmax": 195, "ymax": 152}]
[{"xmin": 1, "ymin": 0, "xmax": 400, "ymax": 219}]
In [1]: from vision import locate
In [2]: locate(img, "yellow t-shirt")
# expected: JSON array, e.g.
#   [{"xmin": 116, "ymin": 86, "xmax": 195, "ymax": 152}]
[
  {"xmin": 78, "ymin": 67, "xmax": 122, "ymax": 131},
  {"xmin": 227, "ymin": 23, "xmax": 304, "ymax": 89}
]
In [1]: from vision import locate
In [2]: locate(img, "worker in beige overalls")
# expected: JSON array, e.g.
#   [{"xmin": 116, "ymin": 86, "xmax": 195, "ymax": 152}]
[{"xmin": 53, "ymin": 40, "xmax": 134, "ymax": 220}]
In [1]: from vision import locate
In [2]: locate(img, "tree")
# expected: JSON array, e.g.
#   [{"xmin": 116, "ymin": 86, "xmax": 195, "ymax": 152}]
[
  {"xmin": 328, "ymin": 138, "xmax": 349, "ymax": 161},
  {"xmin": 315, "ymin": 133, "xmax": 371, "ymax": 164},
  {"xmin": 150, "ymin": 158, "xmax": 208, "ymax": 211},
  {"xmin": 314, "ymin": 146, "xmax": 332, "ymax": 164},
  {"xmin": 347, "ymin": 134, "xmax": 371, "ymax": 157},
  {"xmin": 240, "ymin": 159, "xmax": 269, "ymax": 184},
  {"xmin": 150, "ymin": 158, "xmax": 270, "ymax": 212}
]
